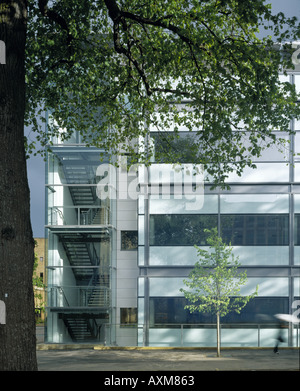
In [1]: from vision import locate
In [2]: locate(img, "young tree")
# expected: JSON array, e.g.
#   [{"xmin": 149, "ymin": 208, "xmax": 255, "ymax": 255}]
[
  {"xmin": 0, "ymin": 0, "xmax": 299, "ymax": 370},
  {"xmin": 180, "ymin": 228, "xmax": 258, "ymax": 357}
]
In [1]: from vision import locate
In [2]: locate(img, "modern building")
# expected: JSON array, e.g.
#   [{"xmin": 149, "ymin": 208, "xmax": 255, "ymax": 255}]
[
  {"xmin": 34, "ymin": 237, "xmax": 46, "ymax": 322},
  {"xmin": 44, "ymin": 71, "xmax": 300, "ymax": 348}
]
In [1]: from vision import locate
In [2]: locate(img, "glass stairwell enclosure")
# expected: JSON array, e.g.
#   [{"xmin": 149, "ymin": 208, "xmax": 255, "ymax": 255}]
[{"xmin": 45, "ymin": 135, "xmax": 116, "ymax": 343}]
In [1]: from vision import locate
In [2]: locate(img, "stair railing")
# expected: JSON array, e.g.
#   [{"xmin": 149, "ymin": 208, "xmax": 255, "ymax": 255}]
[
  {"xmin": 49, "ymin": 286, "xmax": 70, "ymax": 307},
  {"xmin": 50, "ymin": 207, "xmax": 67, "ymax": 225}
]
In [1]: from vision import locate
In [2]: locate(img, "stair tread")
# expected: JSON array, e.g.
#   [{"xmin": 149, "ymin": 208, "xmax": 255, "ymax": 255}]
[{"xmin": 61, "ymin": 315, "xmax": 99, "ymax": 342}]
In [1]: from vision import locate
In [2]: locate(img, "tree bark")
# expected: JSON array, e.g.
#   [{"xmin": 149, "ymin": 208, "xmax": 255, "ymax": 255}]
[{"xmin": 0, "ymin": 0, "xmax": 37, "ymax": 370}]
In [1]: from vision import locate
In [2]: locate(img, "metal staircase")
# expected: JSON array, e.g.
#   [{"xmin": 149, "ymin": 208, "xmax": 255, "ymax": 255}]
[
  {"xmin": 59, "ymin": 313, "xmax": 107, "ymax": 342},
  {"xmin": 50, "ymin": 150, "xmax": 112, "ymax": 343},
  {"xmin": 60, "ymin": 234, "xmax": 99, "ymax": 283},
  {"xmin": 69, "ymin": 186, "xmax": 96, "ymax": 206},
  {"xmin": 57, "ymin": 151, "xmax": 109, "ymax": 226},
  {"xmin": 88, "ymin": 287, "xmax": 110, "ymax": 307},
  {"xmin": 87, "ymin": 271, "xmax": 110, "ymax": 307}
]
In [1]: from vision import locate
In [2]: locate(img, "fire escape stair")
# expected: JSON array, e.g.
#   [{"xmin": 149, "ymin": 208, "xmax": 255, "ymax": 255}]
[{"xmin": 59, "ymin": 313, "xmax": 98, "ymax": 342}]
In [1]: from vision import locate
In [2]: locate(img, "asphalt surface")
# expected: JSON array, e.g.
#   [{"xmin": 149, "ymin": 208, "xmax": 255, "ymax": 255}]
[{"xmin": 36, "ymin": 346, "xmax": 300, "ymax": 372}]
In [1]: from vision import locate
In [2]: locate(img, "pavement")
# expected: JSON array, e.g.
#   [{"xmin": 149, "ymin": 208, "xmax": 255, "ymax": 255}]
[{"xmin": 36, "ymin": 345, "xmax": 300, "ymax": 372}]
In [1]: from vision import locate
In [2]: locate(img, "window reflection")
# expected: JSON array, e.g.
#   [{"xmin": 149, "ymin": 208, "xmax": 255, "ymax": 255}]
[
  {"xmin": 150, "ymin": 297, "xmax": 289, "ymax": 325},
  {"xmin": 149, "ymin": 215, "xmax": 218, "ymax": 246},
  {"xmin": 221, "ymin": 215, "xmax": 289, "ymax": 246},
  {"xmin": 121, "ymin": 231, "xmax": 138, "ymax": 250},
  {"xmin": 149, "ymin": 214, "xmax": 289, "ymax": 246}
]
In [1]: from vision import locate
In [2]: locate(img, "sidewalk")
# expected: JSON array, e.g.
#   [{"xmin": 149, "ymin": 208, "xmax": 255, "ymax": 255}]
[{"xmin": 36, "ymin": 345, "xmax": 300, "ymax": 371}]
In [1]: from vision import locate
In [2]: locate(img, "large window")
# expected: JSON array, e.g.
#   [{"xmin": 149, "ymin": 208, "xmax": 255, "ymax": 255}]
[
  {"xmin": 221, "ymin": 215, "xmax": 289, "ymax": 246},
  {"xmin": 150, "ymin": 297, "xmax": 289, "ymax": 325},
  {"xmin": 149, "ymin": 215, "xmax": 218, "ymax": 246},
  {"xmin": 149, "ymin": 214, "xmax": 289, "ymax": 246},
  {"xmin": 151, "ymin": 132, "xmax": 200, "ymax": 163},
  {"xmin": 294, "ymin": 214, "xmax": 300, "ymax": 245}
]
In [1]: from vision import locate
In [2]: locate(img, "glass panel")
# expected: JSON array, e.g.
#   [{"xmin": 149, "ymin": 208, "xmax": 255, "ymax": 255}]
[
  {"xmin": 138, "ymin": 277, "xmax": 145, "ymax": 297},
  {"xmin": 149, "ymin": 297, "xmax": 289, "ymax": 325},
  {"xmin": 221, "ymin": 215, "xmax": 289, "ymax": 245},
  {"xmin": 294, "ymin": 118, "xmax": 300, "ymax": 131},
  {"xmin": 47, "ymin": 184, "xmax": 111, "ymax": 226},
  {"xmin": 294, "ymin": 278, "xmax": 300, "ymax": 296},
  {"xmin": 150, "ymin": 132, "xmax": 200, "ymax": 163},
  {"xmin": 148, "ymin": 163, "xmax": 204, "ymax": 199},
  {"xmin": 224, "ymin": 163, "xmax": 289, "ymax": 183},
  {"xmin": 237, "ymin": 132, "xmax": 290, "ymax": 161},
  {"xmin": 232, "ymin": 246, "xmax": 289, "ymax": 266},
  {"xmin": 294, "ymin": 74, "xmax": 300, "ymax": 95},
  {"xmin": 47, "ymin": 205, "xmax": 111, "ymax": 226},
  {"xmin": 149, "ymin": 194, "xmax": 217, "ymax": 214},
  {"xmin": 279, "ymin": 74, "xmax": 290, "ymax": 83},
  {"xmin": 120, "ymin": 308, "xmax": 137, "ymax": 325},
  {"xmin": 138, "ymin": 215, "xmax": 145, "ymax": 246},
  {"xmin": 240, "ymin": 278, "xmax": 289, "ymax": 297},
  {"xmin": 138, "ymin": 298, "xmax": 145, "ymax": 325},
  {"xmin": 294, "ymin": 214, "xmax": 300, "ymax": 245},
  {"xmin": 149, "ymin": 277, "xmax": 288, "ymax": 298},
  {"xmin": 47, "ymin": 285, "xmax": 111, "ymax": 308},
  {"xmin": 294, "ymin": 246, "xmax": 300, "ymax": 265},
  {"xmin": 149, "ymin": 214, "xmax": 218, "ymax": 246},
  {"xmin": 50, "ymin": 130, "xmax": 82, "ymax": 145},
  {"xmin": 47, "ymin": 185, "xmax": 98, "ymax": 207},
  {"xmin": 121, "ymin": 231, "xmax": 138, "ymax": 250},
  {"xmin": 294, "ymin": 195, "xmax": 300, "ymax": 213},
  {"xmin": 150, "ymin": 131, "xmax": 290, "ymax": 163},
  {"xmin": 138, "ymin": 246, "xmax": 145, "ymax": 266},
  {"xmin": 149, "ymin": 277, "xmax": 185, "ymax": 297},
  {"xmin": 293, "ymin": 163, "xmax": 300, "ymax": 181},
  {"xmin": 138, "ymin": 195, "xmax": 145, "ymax": 215},
  {"xmin": 149, "ymin": 246, "xmax": 289, "ymax": 266},
  {"xmin": 220, "ymin": 194, "xmax": 289, "ymax": 214},
  {"xmin": 294, "ymin": 132, "xmax": 300, "ymax": 156},
  {"xmin": 149, "ymin": 246, "xmax": 200, "ymax": 266},
  {"xmin": 47, "ymin": 232, "xmax": 111, "ymax": 286},
  {"xmin": 47, "ymin": 151, "xmax": 108, "ymax": 185}
]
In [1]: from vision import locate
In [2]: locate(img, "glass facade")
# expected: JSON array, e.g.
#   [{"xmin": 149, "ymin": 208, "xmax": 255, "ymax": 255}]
[
  {"xmin": 45, "ymin": 72, "xmax": 300, "ymax": 347},
  {"xmin": 138, "ymin": 188, "xmax": 300, "ymax": 347},
  {"xmin": 137, "ymin": 72, "xmax": 300, "ymax": 348},
  {"xmin": 45, "ymin": 131, "xmax": 116, "ymax": 343}
]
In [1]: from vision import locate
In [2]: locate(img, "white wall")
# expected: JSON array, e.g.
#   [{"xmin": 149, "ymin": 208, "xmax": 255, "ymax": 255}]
[{"xmin": 115, "ymin": 181, "xmax": 139, "ymax": 344}]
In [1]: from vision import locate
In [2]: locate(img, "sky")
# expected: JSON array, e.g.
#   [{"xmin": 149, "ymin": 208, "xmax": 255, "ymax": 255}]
[
  {"xmin": 26, "ymin": 125, "xmax": 45, "ymax": 238},
  {"xmin": 26, "ymin": 0, "xmax": 300, "ymax": 238}
]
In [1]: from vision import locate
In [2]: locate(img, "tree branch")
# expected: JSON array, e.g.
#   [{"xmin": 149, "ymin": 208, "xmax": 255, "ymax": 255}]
[
  {"xmin": 103, "ymin": 0, "xmax": 208, "ymax": 97},
  {"xmin": 38, "ymin": 0, "xmax": 73, "ymax": 47}
]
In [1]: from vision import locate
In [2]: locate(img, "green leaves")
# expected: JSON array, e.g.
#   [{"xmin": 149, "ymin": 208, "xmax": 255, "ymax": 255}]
[
  {"xmin": 180, "ymin": 228, "xmax": 258, "ymax": 318},
  {"xmin": 25, "ymin": 1, "xmax": 300, "ymax": 185}
]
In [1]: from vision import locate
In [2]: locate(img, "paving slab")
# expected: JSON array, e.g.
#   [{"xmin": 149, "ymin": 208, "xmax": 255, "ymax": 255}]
[{"xmin": 36, "ymin": 346, "xmax": 300, "ymax": 372}]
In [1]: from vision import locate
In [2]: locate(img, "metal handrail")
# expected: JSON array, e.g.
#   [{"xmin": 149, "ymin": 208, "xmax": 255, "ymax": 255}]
[
  {"xmin": 48, "ymin": 285, "xmax": 111, "ymax": 308},
  {"xmin": 49, "ymin": 205, "xmax": 110, "ymax": 225},
  {"xmin": 102, "ymin": 322, "xmax": 299, "ymax": 347}
]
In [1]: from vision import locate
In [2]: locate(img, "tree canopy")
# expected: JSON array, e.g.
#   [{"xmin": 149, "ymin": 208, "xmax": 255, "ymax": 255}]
[{"xmin": 26, "ymin": 0, "xmax": 300, "ymax": 185}]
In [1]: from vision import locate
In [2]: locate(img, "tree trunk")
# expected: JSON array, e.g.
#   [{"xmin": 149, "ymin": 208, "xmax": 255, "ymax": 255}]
[
  {"xmin": 0, "ymin": 1, "xmax": 37, "ymax": 370},
  {"xmin": 216, "ymin": 312, "xmax": 221, "ymax": 357}
]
